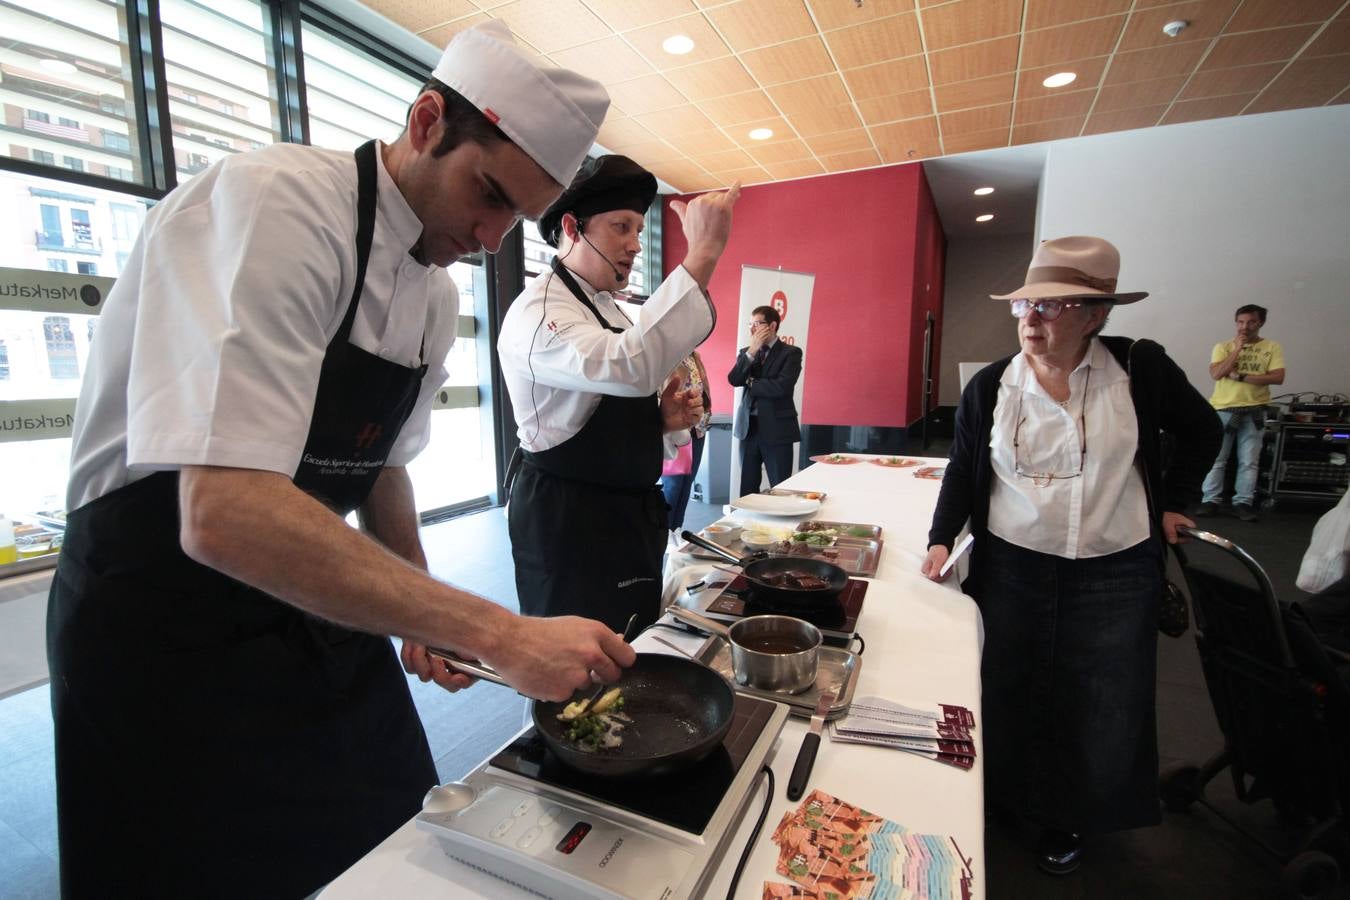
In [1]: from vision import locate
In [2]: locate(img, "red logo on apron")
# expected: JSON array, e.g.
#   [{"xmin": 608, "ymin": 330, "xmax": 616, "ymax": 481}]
[
  {"xmin": 770, "ymin": 290, "xmax": 788, "ymax": 322},
  {"xmin": 483, "ymin": 107, "xmax": 501, "ymax": 124},
  {"xmin": 355, "ymin": 423, "xmax": 383, "ymax": 449}
]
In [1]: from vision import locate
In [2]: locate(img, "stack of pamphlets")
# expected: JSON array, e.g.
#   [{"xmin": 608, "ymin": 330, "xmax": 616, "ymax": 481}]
[
  {"xmin": 828, "ymin": 695, "xmax": 977, "ymax": 770},
  {"xmin": 763, "ymin": 789, "xmax": 974, "ymax": 899}
]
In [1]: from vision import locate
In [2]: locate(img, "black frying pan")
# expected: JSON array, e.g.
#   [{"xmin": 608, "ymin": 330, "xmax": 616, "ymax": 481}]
[
  {"xmin": 681, "ymin": 529, "xmax": 849, "ymax": 612},
  {"xmin": 434, "ymin": 651, "xmax": 735, "ymax": 778}
]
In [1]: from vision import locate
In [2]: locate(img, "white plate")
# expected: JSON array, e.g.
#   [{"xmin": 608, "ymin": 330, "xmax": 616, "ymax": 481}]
[{"xmin": 730, "ymin": 493, "xmax": 822, "ymax": 516}]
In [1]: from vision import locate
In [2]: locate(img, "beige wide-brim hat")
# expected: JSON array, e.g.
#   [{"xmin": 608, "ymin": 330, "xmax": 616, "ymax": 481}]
[{"xmin": 991, "ymin": 235, "xmax": 1148, "ymax": 304}]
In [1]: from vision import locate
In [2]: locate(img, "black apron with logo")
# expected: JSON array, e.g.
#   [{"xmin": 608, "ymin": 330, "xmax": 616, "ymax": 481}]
[
  {"xmin": 507, "ymin": 260, "xmax": 668, "ymax": 633},
  {"xmin": 46, "ymin": 141, "xmax": 438, "ymax": 899}
]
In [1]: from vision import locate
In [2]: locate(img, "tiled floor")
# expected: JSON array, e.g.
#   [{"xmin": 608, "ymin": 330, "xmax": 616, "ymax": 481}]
[{"xmin": 1, "ymin": 494, "xmax": 1342, "ymax": 899}]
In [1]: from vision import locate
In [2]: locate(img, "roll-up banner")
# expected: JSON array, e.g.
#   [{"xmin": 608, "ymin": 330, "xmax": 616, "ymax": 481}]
[{"xmin": 730, "ymin": 264, "xmax": 814, "ymax": 497}]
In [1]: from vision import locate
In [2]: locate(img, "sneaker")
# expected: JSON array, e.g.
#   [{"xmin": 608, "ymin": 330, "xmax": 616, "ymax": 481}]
[
  {"xmin": 1194, "ymin": 502, "xmax": 1219, "ymax": 517},
  {"xmin": 1036, "ymin": 829, "xmax": 1082, "ymax": 875},
  {"xmin": 1233, "ymin": 503, "xmax": 1258, "ymax": 522}
]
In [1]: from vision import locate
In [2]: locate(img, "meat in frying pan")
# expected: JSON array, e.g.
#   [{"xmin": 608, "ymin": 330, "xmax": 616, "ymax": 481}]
[{"xmin": 758, "ymin": 569, "xmax": 831, "ymax": 590}]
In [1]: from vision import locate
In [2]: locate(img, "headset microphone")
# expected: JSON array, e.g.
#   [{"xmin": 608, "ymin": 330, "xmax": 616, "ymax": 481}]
[{"xmin": 577, "ymin": 219, "xmax": 625, "ymax": 284}]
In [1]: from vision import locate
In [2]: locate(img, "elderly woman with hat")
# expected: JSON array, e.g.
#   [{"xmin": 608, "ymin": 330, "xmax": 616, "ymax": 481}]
[{"xmin": 921, "ymin": 236, "xmax": 1221, "ymax": 875}]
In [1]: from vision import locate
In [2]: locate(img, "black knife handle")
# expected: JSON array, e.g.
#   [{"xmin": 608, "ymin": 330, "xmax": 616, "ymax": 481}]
[{"xmin": 786, "ymin": 732, "xmax": 822, "ymax": 801}]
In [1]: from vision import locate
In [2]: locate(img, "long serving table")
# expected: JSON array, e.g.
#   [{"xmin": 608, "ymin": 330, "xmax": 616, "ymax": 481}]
[{"xmin": 320, "ymin": 454, "xmax": 985, "ymax": 899}]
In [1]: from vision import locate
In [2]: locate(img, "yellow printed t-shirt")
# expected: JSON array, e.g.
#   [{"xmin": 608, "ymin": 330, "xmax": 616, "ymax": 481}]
[{"xmin": 1209, "ymin": 338, "xmax": 1284, "ymax": 409}]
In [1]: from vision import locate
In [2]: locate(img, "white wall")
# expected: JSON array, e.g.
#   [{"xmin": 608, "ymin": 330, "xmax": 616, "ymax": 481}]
[
  {"xmin": 1037, "ymin": 105, "xmax": 1350, "ymax": 401},
  {"xmin": 937, "ymin": 233, "xmax": 1032, "ymax": 406}
]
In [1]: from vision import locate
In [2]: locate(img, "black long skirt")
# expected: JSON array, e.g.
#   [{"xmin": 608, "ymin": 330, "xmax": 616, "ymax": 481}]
[{"xmin": 974, "ymin": 533, "xmax": 1163, "ymax": 835}]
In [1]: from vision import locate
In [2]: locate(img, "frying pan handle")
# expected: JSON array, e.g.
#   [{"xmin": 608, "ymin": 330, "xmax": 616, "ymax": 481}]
[
  {"xmin": 426, "ymin": 648, "xmax": 508, "ymax": 687},
  {"xmin": 786, "ymin": 732, "xmax": 822, "ymax": 801},
  {"xmin": 668, "ymin": 605, "xmax": 733, "ymax": 640},
  {"xmin": 680, "ymin": 529, "xmax": 745, "ymax": 565}
]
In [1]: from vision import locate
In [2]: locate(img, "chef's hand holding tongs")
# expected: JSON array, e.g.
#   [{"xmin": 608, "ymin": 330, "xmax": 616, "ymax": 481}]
[{"xmin": 417, "ymin": 613, "xmax": 637, "ymax": 702}]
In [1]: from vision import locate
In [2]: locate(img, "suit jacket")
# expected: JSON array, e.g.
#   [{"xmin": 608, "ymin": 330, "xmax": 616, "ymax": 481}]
[{"xmin": 729, "ymin": 339, "xmax": 803, "ymax": 444}]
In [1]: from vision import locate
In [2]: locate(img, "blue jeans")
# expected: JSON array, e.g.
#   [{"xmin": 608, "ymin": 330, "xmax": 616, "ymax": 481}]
[
  {"xmin": 1202, "ymin": 409, "xmax": 1263, "ymax": 506},
  {"xmin": 661, "ymin": 433, "xmax": 705, "ymax": 531}
]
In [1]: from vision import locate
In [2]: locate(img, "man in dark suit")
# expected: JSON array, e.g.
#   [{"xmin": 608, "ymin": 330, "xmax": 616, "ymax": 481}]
[{"xmin": 729, "ymin": 304, "xmax": 803, "ymax": 496}]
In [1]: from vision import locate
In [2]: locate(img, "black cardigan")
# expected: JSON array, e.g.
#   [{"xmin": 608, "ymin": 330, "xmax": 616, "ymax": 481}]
[{"xmin": 928, "ymin": 335, "xmax": 1222, "ymax": 592}]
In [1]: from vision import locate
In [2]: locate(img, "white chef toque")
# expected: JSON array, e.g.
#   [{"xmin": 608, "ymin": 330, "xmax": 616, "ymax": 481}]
[{"xmin": 432, "ymin": 20, "xmax": 609, "ymax": 187}]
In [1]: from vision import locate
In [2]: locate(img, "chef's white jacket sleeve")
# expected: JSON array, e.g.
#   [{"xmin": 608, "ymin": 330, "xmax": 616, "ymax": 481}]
[
  {"xmin": 500, "ymin": 265, "xmax": 714, "ymax": 398},
  {"xmin": 124, "ymin": 163, "xmax": 350, "ymax": 476}
]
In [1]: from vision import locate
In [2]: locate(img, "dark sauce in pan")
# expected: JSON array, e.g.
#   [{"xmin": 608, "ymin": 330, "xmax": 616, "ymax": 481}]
[{"xmin": 737, "ymin": 635, "xmax": 813, "ymax": 654}]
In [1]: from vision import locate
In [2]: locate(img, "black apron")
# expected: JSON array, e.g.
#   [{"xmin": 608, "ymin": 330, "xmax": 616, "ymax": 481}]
[
  {"xmin": 507, "ymin": 259, "xmax": 668, "ymax": 633},
  {"xmin": 46, "ymin": 141, "xmax": 438, "ymax": 899}
]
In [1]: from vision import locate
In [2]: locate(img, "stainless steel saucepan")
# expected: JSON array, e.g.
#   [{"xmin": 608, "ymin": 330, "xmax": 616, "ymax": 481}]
[{"xmin": 669, "ymin": 606, "xmax": 821, "ymax": 694}]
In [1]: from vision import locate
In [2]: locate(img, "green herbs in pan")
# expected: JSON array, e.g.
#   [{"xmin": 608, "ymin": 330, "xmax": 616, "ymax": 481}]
[{"xmin": 558, "ymin": 689, "xmax": 631, "ymax": 751}]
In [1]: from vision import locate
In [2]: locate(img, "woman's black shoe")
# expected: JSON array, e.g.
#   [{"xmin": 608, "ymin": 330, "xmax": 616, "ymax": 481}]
[{"xmin": 1036, "ymin": 829, "xmax": 1082, "ymax": 875}]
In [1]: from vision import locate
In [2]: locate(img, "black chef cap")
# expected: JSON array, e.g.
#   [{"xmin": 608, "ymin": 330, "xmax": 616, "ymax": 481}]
[{"xmin": 537, "ymin": 154, "xmax": 658, "ymax": 248}]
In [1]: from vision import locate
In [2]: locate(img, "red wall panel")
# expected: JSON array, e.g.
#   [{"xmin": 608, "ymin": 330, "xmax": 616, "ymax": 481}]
[{"xmin": 662, "ymin": 163, "xmax": 945, "ymax": 426}]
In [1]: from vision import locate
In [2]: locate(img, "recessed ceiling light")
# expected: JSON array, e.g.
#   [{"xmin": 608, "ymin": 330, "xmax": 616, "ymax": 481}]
[
  {"xmin": 40, "ymin": 59, "xmax": 78, "ymax": 75},
  {"xmin": 975, "ymin": 214, "xmax": 994, "ymax": 223},
  {"xmin": 973, "ymin": 186, "xmax": 995, "ymax": 196},
  {"xmin": 662, "ymin": 34, "xmax": 695, "ymax": 55},
  {"xmin": 1042, "ymin": 71, "xmax": 1077, "ymax": 88},
  {"xmin": 748, "ymin": 127, "xmax": 774, "ymax": 141}
]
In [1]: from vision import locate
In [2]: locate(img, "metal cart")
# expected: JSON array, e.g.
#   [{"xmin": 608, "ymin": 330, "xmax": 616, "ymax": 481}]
[{"xmin": 1161, "ymin": 526, "xmax": 1350, "ymax": 899}]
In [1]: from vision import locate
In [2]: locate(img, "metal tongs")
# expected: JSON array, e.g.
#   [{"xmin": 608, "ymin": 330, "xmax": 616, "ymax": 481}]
[{"xmin": 429, "ymin": 612, "xmax": 640, "ymax": 702}]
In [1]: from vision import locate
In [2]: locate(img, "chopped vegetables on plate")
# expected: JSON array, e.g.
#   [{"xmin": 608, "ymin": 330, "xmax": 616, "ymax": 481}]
[{"xmin": 791, "ymin": 529, "xmax": 837, "ymax": 547}]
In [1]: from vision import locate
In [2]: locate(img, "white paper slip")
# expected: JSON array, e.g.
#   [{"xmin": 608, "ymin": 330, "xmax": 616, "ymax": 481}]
[
  {"xmin": 850, "ymin": 695, "xmax": 977, "ymax": 729},
  {"xmin": 940, "ymin": 533, "xmax": 975, "ymax": 577},
  {"xmin": 829, "ymin": 723, "xmax": 976, "ymax": 757},
  {"xmin": 835, "ymin": 714, "xmax": 972, "ymax": 742}
]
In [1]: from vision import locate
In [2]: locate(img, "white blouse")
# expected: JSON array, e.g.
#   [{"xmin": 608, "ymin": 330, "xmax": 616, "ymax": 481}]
[
  {"xmin": 67, "ymin": 142, "xmax": 457, "ymax": 511},
  {"xmin": 987, "ymin": 339, "xmax": 1152, "ymax": 559}
]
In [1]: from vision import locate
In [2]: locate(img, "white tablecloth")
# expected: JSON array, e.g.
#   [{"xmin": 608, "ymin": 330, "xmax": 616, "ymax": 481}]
[{"xmin": 322, "ymin": 454, "xmax": 986, "ymax": 899}]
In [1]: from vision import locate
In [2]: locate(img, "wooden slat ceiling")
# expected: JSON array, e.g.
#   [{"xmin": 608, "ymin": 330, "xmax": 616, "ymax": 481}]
[{"xmin": 363, "ymin": 0, "xmax": 1350, "ymax": 192}]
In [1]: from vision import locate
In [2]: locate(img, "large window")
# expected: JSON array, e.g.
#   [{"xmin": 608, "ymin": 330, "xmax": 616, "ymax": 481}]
[
  {"xmin": 0, "ymin": 168, "xmax": 146, "ymax": 525},
  {"xmin": 300, "ymin": 22, "xmax": 420, "ymax": 151},
  {"xmin": 160, "ymin": 0, "xmax": 279, "ymax": 183},
  {"xmin": 42, "ymin": 316, "xmax": 79, "ymax": 379},
  {"xmin": 1, "ymin": 0, "xmax": 538, "ymax": 550},
  {"xmin": 1, "ymin": 0, "xmax": 142, "ymax": 184},
  {"xmin": 402, "ymin": 259, "xmax": 496, "ymax": 513}
]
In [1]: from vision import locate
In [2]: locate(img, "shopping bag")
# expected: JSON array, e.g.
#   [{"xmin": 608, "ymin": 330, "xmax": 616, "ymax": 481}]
[{"xmin": 662, "ymin": 441, "xmax": 694, "ymax": 477}]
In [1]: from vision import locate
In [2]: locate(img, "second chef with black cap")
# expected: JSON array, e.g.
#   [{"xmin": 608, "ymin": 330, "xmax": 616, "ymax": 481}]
[{"xmin": 498, "ymin": 156, "xmax": 740, "ymax": 631}]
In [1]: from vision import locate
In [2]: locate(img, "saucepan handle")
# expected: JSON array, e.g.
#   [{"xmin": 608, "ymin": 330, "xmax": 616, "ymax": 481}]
[
  {"xmin": 426, "ymin": 648, "xmax": 508, "ymax": 687},
  {"xmin": 668, "ymin": 605, "xmax": 734, "ymax": 640}
]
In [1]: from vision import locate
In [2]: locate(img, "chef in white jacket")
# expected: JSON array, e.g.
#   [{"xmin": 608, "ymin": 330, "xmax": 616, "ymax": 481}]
[
  {"xmin": 46, "ymin": 22, "xmax": 636, "ymax": 900},
  {"xmin": 498, "ymin": 155, "xmax": 739, "ymax": 631}
]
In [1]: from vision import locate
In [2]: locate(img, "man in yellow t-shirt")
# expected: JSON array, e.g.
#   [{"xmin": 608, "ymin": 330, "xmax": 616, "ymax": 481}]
[{"xmin": 1197, "ymin": 304, "xmax": 1285, "ymax": 521}]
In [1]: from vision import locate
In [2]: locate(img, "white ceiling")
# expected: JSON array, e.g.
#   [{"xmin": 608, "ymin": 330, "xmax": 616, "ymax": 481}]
[{"xmin": 922, "ymin": 142, "xmax": 1045, "ymax": 238}]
